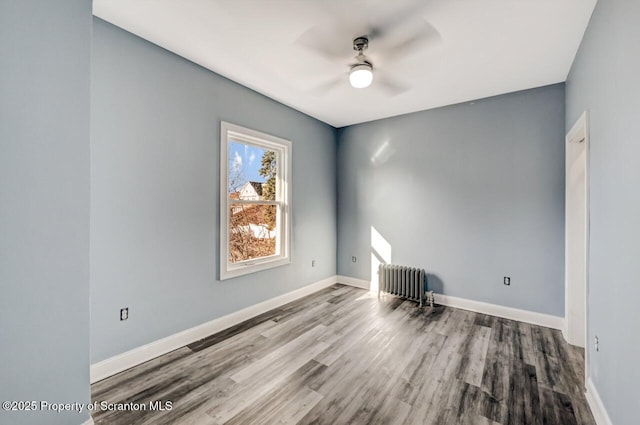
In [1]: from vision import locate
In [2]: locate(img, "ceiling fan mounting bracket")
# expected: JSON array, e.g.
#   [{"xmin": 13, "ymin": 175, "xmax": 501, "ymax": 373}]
[{"xmin": 353, "ymin": 36, "xmax": 369, "ymax": 52}]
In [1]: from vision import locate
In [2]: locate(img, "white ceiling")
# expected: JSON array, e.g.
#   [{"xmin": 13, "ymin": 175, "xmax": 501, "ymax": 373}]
[{"xmin": 94, "ymin": 0, "xmax": 596, "ymax": 128}]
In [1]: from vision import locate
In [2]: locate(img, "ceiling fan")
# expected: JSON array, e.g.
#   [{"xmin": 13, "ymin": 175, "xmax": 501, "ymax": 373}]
[
  {"xmin": 349, "ymin": 36, "xmax": 374, "ymax": 89},
  {"xmin": 297, "ymin": 1, "xmax": 442, "ymax": 95}
]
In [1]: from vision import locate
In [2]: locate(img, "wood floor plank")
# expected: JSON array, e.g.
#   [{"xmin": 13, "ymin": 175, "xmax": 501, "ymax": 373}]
[
  {"xmin": 313, "ymin": 305, "xmax": 379, "ymax": 366},
  {"xmin": 205, "ymin": 327, "xmax": 330, "ymax": 424},
  {"xmin": 91, "ymin": 285, "xmax": 597, "ymax": 425},
  {"xmin": 554, "ymin": 391, "xmax": 579, "ymax": 425},
  {"xmin": 259, "ymin": 301, "xmax": 335, "ymax": 340},
  {"xmin": 300, "ymin": 340, "xmax": 394, "ymax": 422},
  {"xmin": 186, "ymin": 317, "xmax": 278, "ymax": 353},
  {"xmin": 517, "ymin": 322, "xmax": 537, "ymax": 366},
  {"xmin": 223, "ymin": 360, "xmax": 326, "ymax": 425},
  {"xmin": 230, "ymin": 324, "xmax": 329, "ymax": 384},
  {"xmin": 405, "ymin": 332, "xmax": 468, "ymax": 423},
  {"xmin": 462, "ymin": 414, "xmax": 502, "ymax": 425},
  {"xmin": 275, "ymin": 388, "xmax": 324, "ymax": 425},
  {"xmin": 460, "ymin": 325, "xmax": 492, "ymax": 387},
  {"xmin": 185, "ymin": 285, "xmax": 342, "ymax": 353}
]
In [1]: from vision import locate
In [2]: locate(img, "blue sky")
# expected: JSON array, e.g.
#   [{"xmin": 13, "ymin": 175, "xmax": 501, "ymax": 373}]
[{"xmin": 229, "ymin": 140, "xmax": 266, "ymax": 187}]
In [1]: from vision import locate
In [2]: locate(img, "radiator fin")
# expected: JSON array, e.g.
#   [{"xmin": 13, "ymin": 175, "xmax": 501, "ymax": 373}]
[{"xmin": 378, "ymin": 264, "xmax": 431, "ymax": 307}]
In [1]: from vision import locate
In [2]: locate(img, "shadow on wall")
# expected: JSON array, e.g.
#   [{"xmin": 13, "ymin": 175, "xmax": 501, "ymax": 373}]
[{"xmin": 427, "ymin": 273, "xmax": 444, "ymax": 294}]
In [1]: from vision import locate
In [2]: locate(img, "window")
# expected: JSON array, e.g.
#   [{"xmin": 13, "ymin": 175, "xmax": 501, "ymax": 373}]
[{"xmin": 220, "ymin": 122, "xmax": 291, "ymax": 279}]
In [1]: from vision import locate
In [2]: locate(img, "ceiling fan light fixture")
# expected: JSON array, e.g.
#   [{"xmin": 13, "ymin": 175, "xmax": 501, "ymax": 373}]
[{"xmin": 349, "ymin": 63, "xmax": 373, "ymax": 88}]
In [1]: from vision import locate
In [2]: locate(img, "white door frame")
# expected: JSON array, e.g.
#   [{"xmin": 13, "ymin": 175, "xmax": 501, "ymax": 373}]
[{"xmin": 564, "ymin": 111, "xmax": 590, "ymax": 383}]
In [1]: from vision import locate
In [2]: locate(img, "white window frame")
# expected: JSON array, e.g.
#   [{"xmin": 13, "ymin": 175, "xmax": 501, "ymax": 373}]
[{"xmin": 220, "ymin": 121, "xmax": 291, "ymax": 280}]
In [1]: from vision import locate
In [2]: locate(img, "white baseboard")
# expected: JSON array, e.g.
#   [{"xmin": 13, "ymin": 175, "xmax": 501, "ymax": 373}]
[
  {"xmin": 335, "ymin": 275, "xmax": 564, "ymax": 330},
  {"xmin": 337, "ymin": 275, "xmax": 371, "ymax": 289},
  {"xmin": 91, "ymin": 275, "xmax": 339, "ymax": 383},
  {"xmin": 586, "ymin": 378, "xmax": 613, "ymax": 425},
  {"xmin": 434, "ymin": 293, "xmax": 564, "ymax": 330}
]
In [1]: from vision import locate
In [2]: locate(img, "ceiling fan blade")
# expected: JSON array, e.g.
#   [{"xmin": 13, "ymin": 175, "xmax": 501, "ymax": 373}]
[
  {"xmin": 375, "ymin": 72, "xmax": 409, "ymax": 96},
  {"xmin": 367, "ymin": 0, "xmax": 431, "ymax": 41},
  {"xmin": 308, "ymin": 77, "xmax": 345, "ymax": 97},
  {"xmin": 295, "ymin": 24, "xmax": 356, "ymax": 61},
  {"xmin": 383, "ymin": 19, "xmax": 442, "ymax": 61}
]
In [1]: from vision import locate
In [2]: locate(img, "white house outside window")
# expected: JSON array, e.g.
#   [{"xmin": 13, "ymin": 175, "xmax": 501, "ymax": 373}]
[{"xmin": 220, "ymin": 122, "xmax": 291, "ymax": 279}]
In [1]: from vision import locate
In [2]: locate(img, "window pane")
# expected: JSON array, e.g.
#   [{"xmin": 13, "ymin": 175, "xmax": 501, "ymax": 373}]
[
  {"xmin": 229, "ymin": 203, "xmax": 277, "ymax": 263},
  {"xmin": 228, "ymin": 141, "xmax": 278, "ymax": 201}
]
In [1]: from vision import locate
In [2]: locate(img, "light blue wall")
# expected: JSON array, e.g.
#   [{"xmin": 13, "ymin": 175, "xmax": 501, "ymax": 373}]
[
  {"xmin": 90, "ymin": 18, "xmax": 337, "ymax": 362},
  {"xmin": 566, "ymin": 1, "xmax": 640, "ymax": 424},
  {"xmin": 0, "ymin": 1, "xmax": 91, "ymax": 424},
  {"xmin": 337, "ymin": 84, "xmax": 566, "ymax": 316}
]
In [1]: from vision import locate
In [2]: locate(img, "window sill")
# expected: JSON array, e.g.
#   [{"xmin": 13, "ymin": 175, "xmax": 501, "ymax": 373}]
[{"xmin": 220, "ymin": 256, "xmax": 291, "ymax": 280}]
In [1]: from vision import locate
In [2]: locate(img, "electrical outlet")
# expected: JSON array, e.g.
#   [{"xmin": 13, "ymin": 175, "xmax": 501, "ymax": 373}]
[
  {"xmin": 311, "ymin": 260, "xmax": 315, "ymax": 267},
  {"xmin": 120, "ymin": 307, "xmax": 129, "ymax": 321},
  {"xmin": 595, "ymin": 336, "xmax": 599, "ymax": 352},
  {"xmin": 352, "ymin": 256, "xmax": 357, "ymax": 263},
  {"xmin": 504, "ymin": 276, "xmax": 511, "ymax": 286}
]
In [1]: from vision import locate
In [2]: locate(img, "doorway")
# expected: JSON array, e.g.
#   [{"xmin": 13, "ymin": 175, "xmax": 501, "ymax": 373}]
[{"xmin": 564, "ymin": 111, "xmax": 589, "ymax": 375}]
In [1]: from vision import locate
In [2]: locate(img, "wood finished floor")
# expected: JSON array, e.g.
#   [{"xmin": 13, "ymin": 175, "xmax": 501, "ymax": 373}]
[{"xmin": 91, "ymin": 284, "xmax": 595, "ymax": 425}]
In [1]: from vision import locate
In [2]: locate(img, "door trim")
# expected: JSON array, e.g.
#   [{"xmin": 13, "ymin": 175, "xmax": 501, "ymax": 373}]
[{"xmin": 564, "ymin": 110, "xmax": 590, "ymax": 384}]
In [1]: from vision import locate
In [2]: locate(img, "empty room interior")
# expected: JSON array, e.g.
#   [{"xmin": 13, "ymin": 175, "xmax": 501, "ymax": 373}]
[{"xmin": 2, "ymin": 0, "xmax": 640, "ymax": 425}]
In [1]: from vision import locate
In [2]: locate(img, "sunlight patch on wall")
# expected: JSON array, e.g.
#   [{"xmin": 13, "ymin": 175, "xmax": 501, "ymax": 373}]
[{"xmin": 371, "ymin": 226, "xmax": 392, "ymax": 292}]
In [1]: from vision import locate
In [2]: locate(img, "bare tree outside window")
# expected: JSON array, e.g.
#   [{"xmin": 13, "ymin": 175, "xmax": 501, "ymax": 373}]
[{"xmin": 227, "ymin": 141, "xmax": 278, "ymax": 263}]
